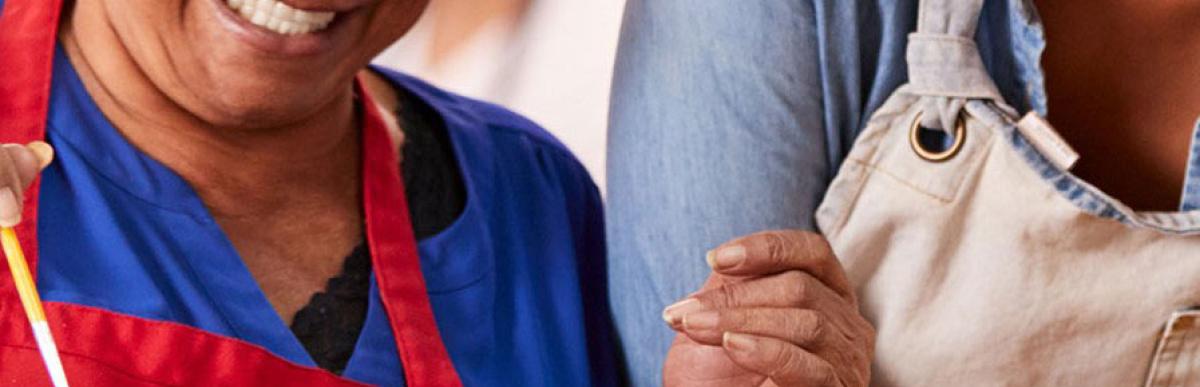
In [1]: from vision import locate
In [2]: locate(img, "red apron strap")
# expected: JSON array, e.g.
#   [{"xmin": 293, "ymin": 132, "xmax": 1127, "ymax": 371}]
[
  {"xmin": 359, "ymin": 82, "xmax": 463, "ymax": 387},
  {"xmin": 0, "ymin": 0, "xmax": 63, "ymax": 276}
]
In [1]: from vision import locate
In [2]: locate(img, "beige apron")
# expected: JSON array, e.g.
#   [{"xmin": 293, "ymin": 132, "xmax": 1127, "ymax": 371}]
[{"xmin": 815, "ymin": 1, "xmax": 1200, "ymax": 386}]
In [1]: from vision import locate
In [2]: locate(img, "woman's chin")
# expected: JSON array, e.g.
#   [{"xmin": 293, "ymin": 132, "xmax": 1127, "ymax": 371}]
[
  {"xmin": 177, "ymin": 48, "xmax": 358, "ymax": 128},
  {"xmin": 187, "ymin": 86, "xmax": 341, "ymax": 131}
]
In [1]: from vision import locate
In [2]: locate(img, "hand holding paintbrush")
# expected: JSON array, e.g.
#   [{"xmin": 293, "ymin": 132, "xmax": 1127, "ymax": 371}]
[
  {"xmin": 0, "ymin": 141, "xmax": 54, "ymax": 227},
  {"xmin": 0, "ymin": 141, "xmax": 68, "ymax": 387}
]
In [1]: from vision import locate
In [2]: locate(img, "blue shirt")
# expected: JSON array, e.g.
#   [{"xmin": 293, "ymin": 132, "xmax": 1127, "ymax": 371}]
[{"xmin": 35, "ymin": 45, "xmax": 617, "ymax": 386}]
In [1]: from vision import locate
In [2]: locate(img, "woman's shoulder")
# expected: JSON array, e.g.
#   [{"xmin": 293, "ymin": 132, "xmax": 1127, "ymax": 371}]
[
  {"xmin": 376, "ymin": 68, "xmax": 573, "ymax": 148},
  {"xmin": 371, "ymin": 65, "xmax": 599, "ymax": 201}
]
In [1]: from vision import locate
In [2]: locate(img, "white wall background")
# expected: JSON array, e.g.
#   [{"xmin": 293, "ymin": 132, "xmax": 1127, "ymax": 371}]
[{"xmin": 374, "ymin": 0, "xmax": 626, "ymax": 193}]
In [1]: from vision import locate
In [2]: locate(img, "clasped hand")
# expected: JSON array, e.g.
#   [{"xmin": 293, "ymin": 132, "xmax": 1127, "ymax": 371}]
[{"xmin": 662, "ymin": 231, "xmax": 874, "ymax": 387}]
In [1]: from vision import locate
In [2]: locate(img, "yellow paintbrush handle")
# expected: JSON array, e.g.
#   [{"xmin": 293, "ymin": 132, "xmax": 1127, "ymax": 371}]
[
  {"xmin": 2, "ymin": 227, "xmax": 69, "ymax": 387},
  {"xmin": 2, "ymin": 228, "xmax": 45, "ymax": 322}
]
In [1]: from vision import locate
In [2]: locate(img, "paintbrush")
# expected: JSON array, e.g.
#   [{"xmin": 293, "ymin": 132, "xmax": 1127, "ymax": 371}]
[{"xmin": 2, "ymin": 227, "xmax": 69, "ymax": 387}]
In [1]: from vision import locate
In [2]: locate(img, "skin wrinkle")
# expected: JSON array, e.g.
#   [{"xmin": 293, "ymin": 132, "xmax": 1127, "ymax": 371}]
[{"xmin": 60, "ymin": 17, "xmax": 179, "ymax": 134}]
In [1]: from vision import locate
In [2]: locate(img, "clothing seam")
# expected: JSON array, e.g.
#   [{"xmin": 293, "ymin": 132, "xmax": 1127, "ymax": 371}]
[
  {"xmin": 969, "ymin": 102, "xmax": 1200, "ymax": 234},
  {"xmin": 0, "ymin": 342, "xmax": 174, "ymax": 386},
  {"xmin": 822, "ymin": 159, "xmax": 873, "ymax": 239},
  {"xmin": 43, "ymin": 128, "xmax": 200, "ymax": 217},
  {"xmin": 488, "ymin": 123, "xmax": 588, "ymax": 169},
  {"xmin": 425, "ymin": 269, "xmax": 492, "ymax": 295},
  {"xmin": 844, "ymin": 157, "xmax": 952, "ymax": 204}
]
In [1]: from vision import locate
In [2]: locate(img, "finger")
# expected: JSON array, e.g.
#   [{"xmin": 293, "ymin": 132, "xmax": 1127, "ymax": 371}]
[
  {"xmin": 694, "ymin": 270, "xmax": 838, "ymax": 310},
  {"xmin": 28, "ymin": 141, "xmax": 55, "ymax": 169},
  {"xmin": 664, "ymin": 271, "xmax": 840, "ymax": 330},
  {"xmin": 0, "ymin": 142, "xmax": 55, "ymax": 227},
  {"xmin": 661, "ymin": 275, "xmax": 727, "ymax": 329},
  {"xmin": 723, "ymin": 332, "xmax": 840, "ymax": 387},
  {"xmin": 707, "ymin": 230, "xmax": 852, "ymax": 296},
  {"xmin": 682, "ymin": 308, "xmax": 826, "ymax": 348},
  {"xmin": 4, "ymin": 142, "xmax": 51, "ymax": 188}
]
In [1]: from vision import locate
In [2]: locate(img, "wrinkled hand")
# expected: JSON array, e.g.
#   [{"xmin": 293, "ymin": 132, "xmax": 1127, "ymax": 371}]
[
  {"xmin": 0, "ymin": 142, "xmax": 54, "ymax": 227},
  {"xmin": 662, "ymin": 230, "xmax": 874, "ymax": 387}
]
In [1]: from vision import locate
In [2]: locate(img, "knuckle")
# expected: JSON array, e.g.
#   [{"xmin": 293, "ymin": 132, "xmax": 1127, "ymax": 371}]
[
  {"xmin": 780, "ymin": 271, "xmax": 811, "ymax": 303},
  {"xmin": 795, "ymin": 310, "xmax": 825, "ymax": 343},
  {"xmin": 816, "ymin": 364, "xmax": 840, "ymax": 387},
  {"xmin": 779, "ymin": 269, "xmax": 807, "ymax": 285},
  {"xmin": 719, "ymin": 309, "xmax": 745, "ymax": 328},
  {"xmin": 764, "ymin": 342, "xmax": 795, "ymax": 375},
  {"xmin": 842, "ymin": 312, "xmax": 874, "ymax": 343},
  {"xmin": 799, "ymin": 231, "xmax": 835, "ymax": 259},
  {"xmin": 704, "ymin": 284, "xmax": 743, "ymax": 309},
  {"xmin": 762, "ymin": 231, "xmax": 792, "ymax": 265}
]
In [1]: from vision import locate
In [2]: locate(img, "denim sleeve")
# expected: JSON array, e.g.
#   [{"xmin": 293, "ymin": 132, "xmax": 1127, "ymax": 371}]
[{"xmin": 605, "ymin": 1, "xmax": 914, "ymax": 385}]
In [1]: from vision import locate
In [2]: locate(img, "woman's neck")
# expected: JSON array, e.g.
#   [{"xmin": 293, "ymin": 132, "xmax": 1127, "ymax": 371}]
[{"xmin": 59, "ymin": 1, "xmax": 361, "ymax": 217}]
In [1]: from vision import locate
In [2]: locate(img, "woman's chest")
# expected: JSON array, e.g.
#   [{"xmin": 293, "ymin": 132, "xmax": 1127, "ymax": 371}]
[
  {"xmin": 213, "ymin": 207, "xmax": 363, "ymax": 325},
  {"xmin": 1039, "ymin": 0, "xmax": 1200, "ymax": 211}
]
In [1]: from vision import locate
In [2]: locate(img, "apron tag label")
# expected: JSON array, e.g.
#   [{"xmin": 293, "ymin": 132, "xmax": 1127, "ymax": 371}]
[{"xmin": 1016, "ymin": 112, "xmax": 1079, "ymax": 171}]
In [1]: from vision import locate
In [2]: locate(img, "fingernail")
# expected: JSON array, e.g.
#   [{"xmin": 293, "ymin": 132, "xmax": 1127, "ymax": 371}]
[
  {"xmin": 711, "ymin": 245, "xmax": 746, "ymax": 270},
  {"xmin": 682, "ymin": 310, "xmax": 719, "ymax": 331},
  {"xmin": 0, "ymin": 188, "xmax": 20, "ymax": 227},
  {"xmin": 662, "ymin": 298, "xmax": 704, "ymax": 326},
  {"xmin": 26, "ymin": 142, "xmax": 54, "ymax": 168},
  {"xmin": 723, "ymin": 332, "xmax": 759, "ymax": 353}
]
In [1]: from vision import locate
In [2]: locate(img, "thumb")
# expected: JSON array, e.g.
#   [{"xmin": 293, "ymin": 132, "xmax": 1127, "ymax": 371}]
[{"xmin": 0, "ymin": 141, "xmax": 55, "ymax": 227}]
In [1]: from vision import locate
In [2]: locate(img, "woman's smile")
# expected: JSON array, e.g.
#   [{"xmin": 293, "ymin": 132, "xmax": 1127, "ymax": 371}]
[
  {"xmin": 211, "ymin": 0, "xmax": 367, "ymax": 56},
  {"xmin": 228, "ymin": 0, "xmax": 335, "ymax": 35}
]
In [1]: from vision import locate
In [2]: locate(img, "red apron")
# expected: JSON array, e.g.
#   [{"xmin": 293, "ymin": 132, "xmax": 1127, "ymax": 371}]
[{"xmin": 0, "ymin": 1, "xmax": 462, "ymax": 385}]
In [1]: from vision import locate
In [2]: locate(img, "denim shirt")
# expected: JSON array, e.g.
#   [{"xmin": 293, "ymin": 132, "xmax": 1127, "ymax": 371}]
[{"xmin": 606, "ymin": 0, "xmax": 1200, "ymax": 385}]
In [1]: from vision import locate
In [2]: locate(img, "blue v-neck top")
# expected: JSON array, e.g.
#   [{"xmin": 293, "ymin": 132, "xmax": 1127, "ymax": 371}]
[{"xmin": 33, "ymin": 46, "xmax": 617, "ymax": 387}]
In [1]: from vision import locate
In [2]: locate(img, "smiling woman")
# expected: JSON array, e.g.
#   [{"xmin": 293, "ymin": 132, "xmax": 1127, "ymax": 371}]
[{"xmin": 0, "ymin": 0, "xmax": 619, "ymax": 385}]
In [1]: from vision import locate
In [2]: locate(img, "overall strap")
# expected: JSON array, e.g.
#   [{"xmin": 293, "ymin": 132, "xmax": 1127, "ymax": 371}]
[
  {"xmin": 0, "ymin": 0, "xmax": 64, "ymax": 281},
  {"xmin": 906, "ymin": 0, "xmax": 1002, "ymax": 130}
]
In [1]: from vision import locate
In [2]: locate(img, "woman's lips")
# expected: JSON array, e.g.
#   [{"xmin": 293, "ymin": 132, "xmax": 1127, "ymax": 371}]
[
  {"xmin": 210, "ymin": 0, "xmax": 353, "ymax": 56},
  {"xmin": 225, "ymin": 0, "xmax": 336, "ymax": 35}
]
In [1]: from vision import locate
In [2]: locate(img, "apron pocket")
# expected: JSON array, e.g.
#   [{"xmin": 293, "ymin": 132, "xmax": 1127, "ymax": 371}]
[{"xmin": 1146, "ymin": 309, "xmax": 1200, "ymax": 387}]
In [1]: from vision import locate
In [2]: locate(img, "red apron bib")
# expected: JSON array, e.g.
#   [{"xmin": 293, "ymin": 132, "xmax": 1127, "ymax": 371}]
[{"xmin": 0, "ymin": 1, "xmax": 462, "ymax": 385}]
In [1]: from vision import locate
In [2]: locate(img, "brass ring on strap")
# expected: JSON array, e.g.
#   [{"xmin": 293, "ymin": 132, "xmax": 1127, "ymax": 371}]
[{"xmin": 909, "ymin": 111, "xmax": 966, "ymax": 162}]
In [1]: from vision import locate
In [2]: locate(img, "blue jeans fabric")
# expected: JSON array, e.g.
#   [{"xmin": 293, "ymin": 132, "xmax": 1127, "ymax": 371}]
[{"xmin": 602, "ymin": 0, "xmax": 1199, "ymax": 385}]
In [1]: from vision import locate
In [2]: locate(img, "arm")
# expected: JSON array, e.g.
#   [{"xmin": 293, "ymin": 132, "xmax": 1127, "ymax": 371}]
[{"xmin": 606, "ymin": 1, "xmax": 913, "ymax": 385}]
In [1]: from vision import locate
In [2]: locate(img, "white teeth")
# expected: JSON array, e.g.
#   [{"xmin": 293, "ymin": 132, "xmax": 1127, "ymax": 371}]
[{"xmin": 224, "ymin": 0, "xmax": 335, "ymax": 35}]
